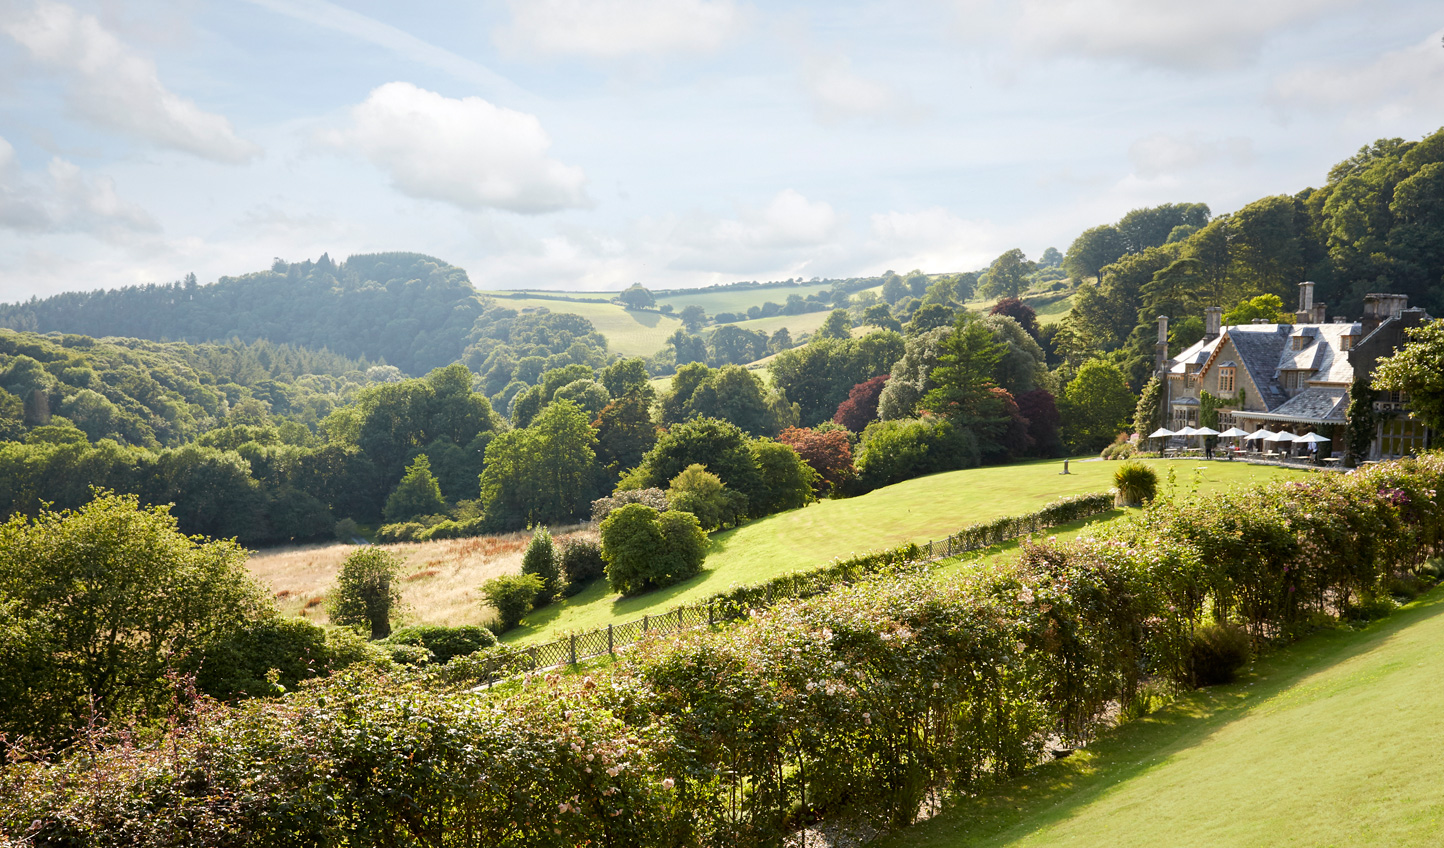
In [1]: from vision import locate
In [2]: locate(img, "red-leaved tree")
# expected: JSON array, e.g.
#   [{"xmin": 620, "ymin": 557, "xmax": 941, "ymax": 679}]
[
  {"xmin": 1015, "ymin": 388, "xmax": 1062, "ymax": 457},
  {"xmin": 777, "ymin": 427, "xmax": 854, "ymax": 495},
  {"xmin": 833, "ymin": 375, "xmax": 889, "ymax": 432},
  {"xmin": 989, "ymin": 297, "xmax": 1040, "ymax": 341}
]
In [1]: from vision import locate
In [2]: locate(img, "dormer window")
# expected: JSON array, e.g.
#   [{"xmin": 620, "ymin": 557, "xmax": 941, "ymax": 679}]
[
  {"xmin": 1291, "ymin": 334, "xmax": 1310, "ymax": 350},
  {"xmin": 1341, "ymin": 335, "xmax": 1354, "ymax": 351},
  {"xmin": 1219, "ymin": 366, "xmax": 1235, "ymax": 393}
]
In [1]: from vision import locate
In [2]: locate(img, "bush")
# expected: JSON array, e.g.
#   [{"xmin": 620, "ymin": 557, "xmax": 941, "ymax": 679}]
[
  {"xmin": 853, "ymin": 417, "xmax": 979, "ymax": 492},
  {"xmin": 521, "ymin": 527, "xmax": 560, "ymax": 601},
  {"xmin": 1101, "ymin": 440, "xmax": 1137, "ymax": 460},
  {"xmin": 666, "ymin": 464, "xmax": 737, "ymax": 530},
  {"xmin": 1189, "ymin": 623, "xmax": 1252, "ymax": 686},
  {"xmin": 334, "ymin": 517, "xmax": 360, "ymax": 542},
  {"xmin": 196, "ymin": 616, "xmax": 333, "ymax": 700},
  {"xmin": 590, "ymin": 487, "xmax": 668, "ymax": 524},
  {"xmin": 601, "ymin": 503, "xmax": 708, "ymax": 595},
  {"xmin": 375, "ymin": 521, "xmax": 426, "ymax": 543},
  {"xmin": 1113, "ymin": 460, "xmax": 1158, "ymax": 506},
  {"xmin": 383, "ymin": 624, "xmax": 497, "ymax": 664},
  {"xmin": 327, "ymin": 548, "xmax": 404, "ymax": 640},
  {"xmin": 558, "ymin": 538, "xmax": 606, "ymax": 595},
  {"xmin": 480, "ymin": 573, "xmax": 543, "ymax": 632}
]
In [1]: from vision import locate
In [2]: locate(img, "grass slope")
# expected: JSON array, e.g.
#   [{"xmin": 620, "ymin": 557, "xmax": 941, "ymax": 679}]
[
  {"xmin": 506, "ymin": 459, "xmax": 1310, "ymax": 644},
  {"xmin": 879, "ymin": 586, "xmax": 1444, "ymax": 848},
  {"xmin": 654, "ymin": 283, "xmax": 836, "ymax": 314},
  {"xmin": 485, "ymin": 296, "xmax": 682, "ymax": 358}
]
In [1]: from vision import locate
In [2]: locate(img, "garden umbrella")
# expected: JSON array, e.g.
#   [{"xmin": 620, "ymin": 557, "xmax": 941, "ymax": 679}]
[
  {"xmin": 1267, "ymin": 430, "xmax": 1297, "ymax": 458},
  {"xmin": 1218, "ymin": 426, "xmax": 1251, "ymax": 454},
  {"xmin": 1296, "ymin": 431, "xmax": 1331, "ymax": 460},
  {"xmin": 1246, "ymin": 427, "xmax": 1277, "ymax": 440},
  {"xmin": 1147, "ymin": 427, "xmax": 1174, "ymax": 451},
  {"xmin": 1192, "ymin": 426, "xmax": 1221, "ymax": 456}
]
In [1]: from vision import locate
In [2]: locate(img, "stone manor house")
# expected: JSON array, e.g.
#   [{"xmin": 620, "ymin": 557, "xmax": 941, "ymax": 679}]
[{"xmin": 1155, "ymin": 282, "xmax": 1433, "ymax": 461}]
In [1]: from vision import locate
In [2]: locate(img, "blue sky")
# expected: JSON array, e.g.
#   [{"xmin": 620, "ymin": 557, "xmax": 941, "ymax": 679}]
[{"xmin": 0, "ymin": 0, "xmax": 1440, "ymax": 299}]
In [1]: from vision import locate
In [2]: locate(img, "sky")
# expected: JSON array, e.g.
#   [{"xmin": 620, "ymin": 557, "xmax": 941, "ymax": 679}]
[{"xmin": 0, "ymin": 0, "xmax": 1441, "ymax": 300}]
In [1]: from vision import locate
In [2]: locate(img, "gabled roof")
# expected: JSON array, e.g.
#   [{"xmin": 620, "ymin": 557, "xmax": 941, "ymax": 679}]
[
  {"xmin": 1221, "ymin": 325, "xmax": 1291, "ymax": 410},
  {"xmin": 1243, "ymin": 386, "xmax": 1348, "ymax": 424}
]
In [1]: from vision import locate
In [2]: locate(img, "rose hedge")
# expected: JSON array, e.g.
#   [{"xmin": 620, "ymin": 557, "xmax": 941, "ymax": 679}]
[{"xmin": 5, "ymin": 457, "xmax": 1443, "ymax": 847}]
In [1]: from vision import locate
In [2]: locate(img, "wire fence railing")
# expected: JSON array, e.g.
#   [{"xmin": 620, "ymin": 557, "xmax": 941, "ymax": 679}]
[{"xmin": 449, "ymin": 490, "xmax": 1116, "ymax": 688}]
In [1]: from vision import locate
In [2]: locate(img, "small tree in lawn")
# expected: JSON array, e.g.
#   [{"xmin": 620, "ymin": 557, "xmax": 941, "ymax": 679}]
[
  {"xmin": 384, "ymin": 454, "xmax": 445, "ymax": 522},
  {"xmin": 601, "ymin": 503, "xmax": 708, "ymax": 595},
  {"xmin": 521, "ymin": 526, "xmax": 560, "ymax": 602},
  {"xmin": 328, "ymin": 547, "xmax": 404, "ymax": 639},
  {"xmin": 481, "ymin": 573, "xmax": 543, "ymax": 632}
]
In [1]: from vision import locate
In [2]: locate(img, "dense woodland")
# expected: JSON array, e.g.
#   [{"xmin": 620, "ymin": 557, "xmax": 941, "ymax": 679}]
[{"xmin": 0, "ymin": 128, "xmax": 1441, "ymax": 551}]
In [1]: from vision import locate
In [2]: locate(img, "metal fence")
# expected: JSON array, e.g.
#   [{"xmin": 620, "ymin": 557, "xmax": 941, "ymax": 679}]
[{"xmin": 478, "ymin": 490, "xmax": 1115, "ymax": 686}]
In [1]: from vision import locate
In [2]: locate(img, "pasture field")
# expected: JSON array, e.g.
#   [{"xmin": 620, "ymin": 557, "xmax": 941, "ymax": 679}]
[
  {"xmin": 506, "ymin": 458, "xmax": 1311, "ymax": 644},
  {"xmin": 479, "ymin": 290, "xmax": 616, "ymax": 301},
  {"xmin": 879, "ymin": 585, "xmax": 1444, "ymax": 848},
  {"xmin": 654, "ymin": 283, "xmax": 836, "ymax": 314},
  {"xmin": 963, "ymin": 287, "xmax": 1076, "ymax": 326},
  {"xmin": 704, "ymin": 310, "xmax": 839, "ymax": 342},
  {"xmin": 483, "ymin": 296, "xmax": 682, "ymax": 358}
]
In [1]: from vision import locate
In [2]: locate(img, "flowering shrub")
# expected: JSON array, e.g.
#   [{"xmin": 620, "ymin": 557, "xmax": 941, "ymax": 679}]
[{"xmin": 5, "ymin": 456, "xmax": 1444, "ymax": 846}]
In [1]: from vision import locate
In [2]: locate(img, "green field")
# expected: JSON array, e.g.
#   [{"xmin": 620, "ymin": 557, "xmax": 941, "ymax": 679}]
[
  {"xmin": 964, "ymin": 287, "xmax": 1076, "ymax": 326},
  {"xmin": 506, "ymin": 458, "xmax": 1311, "ymax": 644},
  {"xmin": 484, "ymin": 296, "xmax": 683, "ymax": 358},
  {"xmin": 879, "ymin": 585, "xmax": 1444, "ymax": 848},
  {"xmin": 480, "ymin": 290, "xmax": 617, "ymax": 301},
  {"xmin": 705, "ymin": 310, "xmax": 839, "ymax": 342},
  {"xmin": 654, "ymin": 283, "xmax": 836, "ymax": 314}
]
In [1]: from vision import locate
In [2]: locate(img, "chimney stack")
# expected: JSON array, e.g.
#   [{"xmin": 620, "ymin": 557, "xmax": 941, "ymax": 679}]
[
  {"xmin": 1204, "ymin": 306, "xmax": 1222, "ymax": 339},
  {"xmin": 1296, "ymin": 281, "xmax": 1315, "ymax": 324},
  {"xmin": 1312, "ymin": 302, "xmax": 1327, "ymax": 323},
  {"xmin": 1155, "ymin": 314, "xmax": 1169, "ymax": 374}
]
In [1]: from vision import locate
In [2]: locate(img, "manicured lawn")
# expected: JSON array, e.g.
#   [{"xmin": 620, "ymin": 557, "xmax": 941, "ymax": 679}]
[
  {"xmin": 505, "ymin": 458, "xmax": 1311, "ymax": 644},
  {"xmin": 481, "ymin": 297, "xmax": 683, "ymax": 358},
  {"xmin": 876, "ymin": 585, "xmax": 1444, "ymax": 848}
]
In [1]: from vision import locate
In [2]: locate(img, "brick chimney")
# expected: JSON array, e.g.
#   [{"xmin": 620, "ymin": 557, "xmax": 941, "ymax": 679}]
[{"xmin": 1204, "ymin": 306, "xmax": 1222, "ymax": 339}]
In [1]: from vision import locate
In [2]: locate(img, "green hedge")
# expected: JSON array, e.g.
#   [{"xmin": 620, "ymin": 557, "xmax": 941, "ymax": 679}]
[{"xmin": 7, "ymin": 458, "xmax": 1444, "ymax": 846}]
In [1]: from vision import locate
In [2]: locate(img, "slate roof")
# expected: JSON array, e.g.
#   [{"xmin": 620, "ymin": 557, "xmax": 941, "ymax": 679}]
[
  {"xmin": 1222, "ymin": 325, "xmax": 1291, "ymax": 410},
  {"xmin": 1246, "ymin": 387, "xmax": 1349, "ymax": 423}
]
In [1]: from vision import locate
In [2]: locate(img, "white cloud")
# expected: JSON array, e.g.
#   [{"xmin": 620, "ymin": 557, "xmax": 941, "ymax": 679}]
[
  {"xmin": 498, "ymin": 0, "xmax": 744, "ymax": 60},
  {"xmin": 868, "ymin": 208, "xmax": 998, "ymax": 273},
  {"xmin": 1, "ymin": 0, "xmax": 260, "ymax": 162},
  {"xmin": 0, "ymin": 136, "xmax": 158, "ymax": 237},
  {"xmin": 802, "ymin": 53, "xmax": 919, "ymax": 124},
  {"xmin": 663, "ymin": 189, "xmax": 841, "ymax": 271},
  {"xmin": 1128, "ymin": 133, "xmax": 1253, "ymax": 180},
  {"xmin": 979, "ymin": 0, "xmax": 1355, "ymax": 70},
  {"xmin": 1272, "ymin": 28, "xmax": 1444, "ymax": 122},
  {"xmin": 325, "ymin": 82, "xmax": 588, "ymax": 214}
]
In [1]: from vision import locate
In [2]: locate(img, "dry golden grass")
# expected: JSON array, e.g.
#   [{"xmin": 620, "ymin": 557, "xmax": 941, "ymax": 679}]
[{"xmin": 246, "ymin": 526, "xmax": 595, "ymax": 631}]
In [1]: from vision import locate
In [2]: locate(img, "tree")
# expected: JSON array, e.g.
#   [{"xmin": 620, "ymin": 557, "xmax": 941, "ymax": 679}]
[
  {"xmin": 748, "ymin": 439, "xmax": 816, "ymax": 516},
  {"xmin": 1060, "ymin": 359, "xmax": 1136, "ymax": 453},
  {"xmin": 636, "ymin": 417, "xmax": 762, "ymax": 503},
  {"xmin": 989, "ymin": 296, "xmax": 1041, "ymax": 340},
  {"xmin": 815, "ymin": 309, "xmax": 853, "ymax": 341},
  {"xmin": 1373, "ymin": 320, "xmax": 1444, "ymax": 431},
  {"xmin": 683, "ymin": 364, "xmax": 797, "ymax": 437},
  {"xmin": 600, "ymin": 503, "xmax": 707, "ymax": 595},
  {"xmin": 521, "ymin": 526, "xmax": 560, "ymax": 600},
  {"xmin": 480, "ymin": 400, "xmax": 599, "ymax": 530},
  {"xmin": 1221, "ymin": 293, "xmax": 1291, "ymax": 325},
  {"xmin": 617, "ymin": 283, "xmax": 656, "ymax": 310},
  {"xmin": 666, "ymin": 464, "xmax": 739, "ymax": 530},
  {"xmin": 777, "ymin": 426, "xmax": 854, "ymax": 495},
  {"xmin": 769, "ymin": 328, "xmax": 793, "ymax": 353},
  {"xmin": 1064, "ymin": 225, "xmax": 1125, "ymax": 281},
  {"xmin": 668, "ymin": 329, "xmax": 708, "ymax": 367},
  {"xmin": 383, "ymin": 453, "xmax": 446, "ymax": 522},
  {"xmin": 552, "ymin": 379, "xmax": 610, "ymax": 419},
  {"xmin": 601, "ymin": 358, "xmax": 653, "ymax": 401},
  {"xmin": 1015, "ymin": 388, "xmax": 1063, "ymax": 457},
  {"xmin": 983, "ymin": 249, "xmax": 1034, "ymax": 299},
  {"xmin": 904, "ymin": 303, "xmax": 955, "ymax": 335},
  {"xmin": 594, "ymin": 391, "xmax": 657, "ymax": 480},
  {"xmin": 679, "ymin": 305, "xmax": 708, "ymax": 332},
  {"xmin": 0, "ymin": 491, "xmax": 265, "ymax": 743},
  {"xmin": 983, "ymin": 314, "xmax": 1049, "ymax": 395},
  {"xmin": 480, "ymin": 573, "xmax": 542, "ymax": 632},
  {"xmin": 860, "ymin": 303, "xmax": 901, "ymax": 333},
  {"xmin": 920, "ymin": 317, "xmax": 1006, "ymax": 424},
  {"xmin": 1132, "ymin": 376, "xmax": 1164, "ymax": 440},
  {"xmin": 854, "ymin": 418, "xmax": 978, "ymax": 490},
  {"xmin": 882, "ymin": 274, "xmax": 908, "ymax": 304},
  {"xmin": 833, "ymin": 375, "xmax": 888, "ymax": 432},
  {"xmin": 708, "ymin": 324, "xmax": 770, "ymax": 366},
  {"xmin": 328, "ymin": 547, "xmax": 403, "ymax": 640}
]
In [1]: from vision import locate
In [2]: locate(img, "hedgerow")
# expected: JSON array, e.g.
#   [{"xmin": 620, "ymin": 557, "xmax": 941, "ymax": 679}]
[{"xmin": 5, "ymin": 456, "xmax": 1444, "ymax": 846}]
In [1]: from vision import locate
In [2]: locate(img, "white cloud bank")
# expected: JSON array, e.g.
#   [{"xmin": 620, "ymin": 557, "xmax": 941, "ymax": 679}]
[
  {"xmin": 0, "ymin": 136, "xmax": 157, "ymax": 237},
  {"xmin": 1, "ymin": 0, "xmax": 260, "ymax": 163},
  {"xmin": 801, "ymin": 53, "xmax": 919, "ymax": 124},
  {"xmin": 326, "ymin": 82, "xmax": 588, "ymax": 214},
  {"xmin": 1272, "ymin": 28, "xmax": 1444, "ymax": 123},
  {"xmin": 498, "ymin": 0, "xmax": 744, "ymax": 59}
]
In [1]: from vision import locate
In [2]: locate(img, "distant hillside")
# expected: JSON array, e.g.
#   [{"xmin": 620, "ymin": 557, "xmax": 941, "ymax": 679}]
[{"xmin": 0, "ymin": 253, "xmax": 489, "ymax": 376}]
